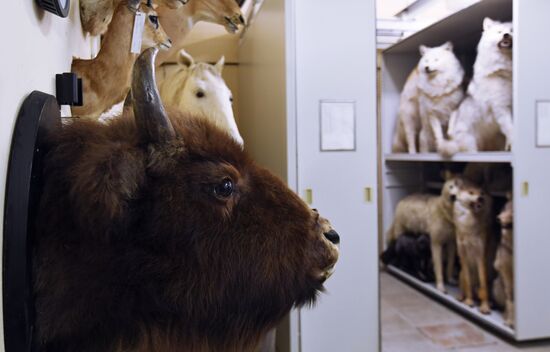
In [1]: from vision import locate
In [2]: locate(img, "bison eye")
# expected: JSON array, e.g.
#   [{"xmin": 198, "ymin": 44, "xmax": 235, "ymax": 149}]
[
  {"xmin": 214, "ymin": 178, "xmax": 234, "ymax": 198},
  {"xmin": 196, "ymin": 91, "xmax": 205, "ymax": 98}
]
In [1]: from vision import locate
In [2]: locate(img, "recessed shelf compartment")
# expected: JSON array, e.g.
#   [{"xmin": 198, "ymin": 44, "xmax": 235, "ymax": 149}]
[
  {"xmin": 384, "ymin": 152, "xmax": 513, "ymax": 164},
  {"xmin": 375, "ymin": 0, "xmax": 550, "ymax": 343},
  {"xmin": 386, "ymin": 266, "xmax": 514, "ymax": 339}
]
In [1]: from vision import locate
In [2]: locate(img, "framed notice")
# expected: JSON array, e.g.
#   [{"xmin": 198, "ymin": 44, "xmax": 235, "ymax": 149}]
[
  {"xmin": 319, "ymin": 100, "xmax": 356, "ymax": 152},
  {"xmin": 536, "ymin": 101, "xmax": 550, "ymax": 147}
]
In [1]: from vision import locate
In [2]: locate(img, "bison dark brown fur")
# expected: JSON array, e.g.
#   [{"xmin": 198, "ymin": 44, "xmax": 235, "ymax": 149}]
[{"xmin": 33, "ymin": 48, "xmax": 339, "ymax": 352}]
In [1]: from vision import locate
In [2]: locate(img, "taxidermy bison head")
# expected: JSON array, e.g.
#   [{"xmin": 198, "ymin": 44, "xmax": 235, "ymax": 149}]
[{"xmin": 33, "ymin": 47, "xmax": 339, "ymax": 352}]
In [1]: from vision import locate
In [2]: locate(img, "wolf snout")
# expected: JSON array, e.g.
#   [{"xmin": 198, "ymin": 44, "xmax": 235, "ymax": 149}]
[
  {"xmin": 499, "ymin": 33, "xmax": 513, "ymax": 49},
  {"xmin": 324, "ymin": 229, "xmax": 340, "ymax": 245}
]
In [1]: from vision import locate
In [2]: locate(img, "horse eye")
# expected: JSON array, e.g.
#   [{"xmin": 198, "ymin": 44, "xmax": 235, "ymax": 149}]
[
  {"xmin": 214, "ymin": 178, "xmax": 234, "ymax": 199},
  {"xmin": 149, "ymin": 15, "xmax": 159, "ymax": 28},
  {"xmin": 196, "ymin": 91, "xmax": 205, "ymax": 98}
]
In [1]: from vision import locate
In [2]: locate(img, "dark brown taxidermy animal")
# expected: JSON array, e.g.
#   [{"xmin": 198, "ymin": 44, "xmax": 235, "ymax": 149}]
[{"xmin": 33, "ymin": 47, "xmax": 340, "ymax": 352}]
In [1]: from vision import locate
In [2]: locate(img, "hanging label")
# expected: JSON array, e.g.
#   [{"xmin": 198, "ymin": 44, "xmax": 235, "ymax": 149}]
[{"xmin": 131, "ymin": 11, "xmax": 146, "ymax": 54}]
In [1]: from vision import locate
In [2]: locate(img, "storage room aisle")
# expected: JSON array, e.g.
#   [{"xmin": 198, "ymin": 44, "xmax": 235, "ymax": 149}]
[{"xmin": 381, "ymin": 273, "xmax": 550, "ymax": 352}]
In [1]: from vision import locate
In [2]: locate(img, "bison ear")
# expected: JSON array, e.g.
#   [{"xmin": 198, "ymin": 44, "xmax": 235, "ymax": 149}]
[
  {"xmin": 483, "ymin": 17, "xmax": 494, "ymax": 30},
  {"xmin": 215, "ymin": 56, "xmax": 225, "ymax": 74},
  {"xmin": 178, "ymin": 49, "xmax": 194, "ymax": 68}
]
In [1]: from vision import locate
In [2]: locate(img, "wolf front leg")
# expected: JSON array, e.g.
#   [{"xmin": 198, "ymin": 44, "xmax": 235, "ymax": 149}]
[
  {"xmin": 431, "ymin": 243, "xmax": 446, "ymax": 293},
  {"xmin": 477, "ymin": 255, "xmax": 491, "ymax": 314},
  {"xmin": 492, "ymin": 105, "xmax": 513, "ymax": 151},
  {"xmin": 429, "ymin": 115, "xmax": 446, "ymax": 151},
  {"xmin": 457, "ymin": 243, "xmax": 474, "ymax": 307},
  {"xmin": 502, "ymin": 263, "xmax": 515, "ymax": 327},
  {"xmin": 445, "ymin": 241, "xmax": 457, "ymax": 285}
]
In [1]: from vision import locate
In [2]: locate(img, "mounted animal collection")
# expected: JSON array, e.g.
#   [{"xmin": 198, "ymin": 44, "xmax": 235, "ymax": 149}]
[
  {"xmin": 80, "ymin": 0, "xmax": 186, "ymax": 36},
  {"xmin": 158, "ymin": 50, "xmax": 244, "ymax": 145},
  {"xmin": 79, "ymin": 0, "xmax": 245, "ymax": 64},
  {"xmin": 385, "ymin": 171, "xmax": 461, "ymax": 293},
  {"xmin": 382, "ymin": 165, "xmax": 514, "ymax": 324},
  {"xmin": 392, "ymin": 42, "xmax": 464, "ymax": 153},
  {"xmin": 34, "ymin": 47, "xmax": 340, "ymax": 352},
  {"xmin": 392, "ymin": 18, "xmax": 513, "ymax": 156},
  {"xmin": 71, "ymin": 0, "xmax": 171, "ymax": 119}
]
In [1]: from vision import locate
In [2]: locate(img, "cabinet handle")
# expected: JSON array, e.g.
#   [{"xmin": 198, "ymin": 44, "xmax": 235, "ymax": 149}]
[
  {"xmin": 365, "ymin": 187, "xmax": 373, "ymax": 203},
  {"xmin": 305, "ymin": 189, "xmax": 313, "ymax": 205}
]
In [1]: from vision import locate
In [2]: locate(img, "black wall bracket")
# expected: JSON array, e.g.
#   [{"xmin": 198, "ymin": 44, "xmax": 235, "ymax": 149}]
[
  {"xmin": 3, "ymin": 91, "xmax": 62, "ymax": 352},
  {"xmin": 35, "ymin": 0, "xmax": 70, "ymax": 18},
  {"xmin": 56, "ymin": 73, "xmax": 83, "ymax": 106}
]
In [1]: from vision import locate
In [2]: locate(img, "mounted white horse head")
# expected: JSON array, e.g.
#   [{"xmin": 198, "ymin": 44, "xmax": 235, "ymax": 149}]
[{"xmin": 160, "ymin": 50, "xmax": 243, "ymax": 146}]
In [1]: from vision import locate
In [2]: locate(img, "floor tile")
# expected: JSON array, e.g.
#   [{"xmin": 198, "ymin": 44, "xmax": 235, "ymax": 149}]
[
  {"xmin": 381, "ymin": 272, "xmax": 550, "ymax": 352},
  {"xmin": 383, "ymin": 330, "xmax": 446, "ymax": 352},
  {"xmin": 398, "ymin": 302, "xmax": 463, "ymax": 327},
  {"xmin": 419, "ymin": 321, "xmax": 495, "ymax": 348}
]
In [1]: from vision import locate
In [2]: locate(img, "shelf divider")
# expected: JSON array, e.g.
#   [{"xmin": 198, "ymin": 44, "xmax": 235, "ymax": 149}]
[{"xmin": 384, "ymin": 152, "xmax": 513, "ymax": 163}]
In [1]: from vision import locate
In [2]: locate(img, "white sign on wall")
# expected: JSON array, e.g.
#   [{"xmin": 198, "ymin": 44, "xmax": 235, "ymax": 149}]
[{"xmin": 319, "ymin": 100, "xmax": 356, "ymax": 151}]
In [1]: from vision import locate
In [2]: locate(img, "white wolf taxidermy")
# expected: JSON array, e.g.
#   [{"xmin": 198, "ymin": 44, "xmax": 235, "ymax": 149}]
[
  {"xmin": 392, "ymin": 42, "xmax": 464, "ymax": 153},
  {"xmin": 417, "ymin": 42, "xmax": 465, "ymax": 152},
  {"xmin": 439, "ymin": 18, "xmax": 513, "ymax": 156}
]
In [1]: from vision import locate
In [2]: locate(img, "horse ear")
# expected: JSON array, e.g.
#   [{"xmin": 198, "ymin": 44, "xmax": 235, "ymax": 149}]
[
  {"xmin": 215, "ymin": 56, "xmax": 225, "ymax": 74},
  {"xmin": 483, "ymin": 17, "xmax": 494, "ymax": 31},
  {"xmin": 178, "ymin": 49, "xmax": 194, "ymax": 68}
]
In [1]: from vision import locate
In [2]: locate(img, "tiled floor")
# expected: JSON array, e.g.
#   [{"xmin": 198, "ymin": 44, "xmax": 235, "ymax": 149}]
[{"xmin": 381, "ymin": 272, "xmax": 550, "ymax": 352}]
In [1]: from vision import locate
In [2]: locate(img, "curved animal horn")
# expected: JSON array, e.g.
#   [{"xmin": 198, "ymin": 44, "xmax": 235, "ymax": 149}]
[{"xmin": 132, "ymin": 47, "xmax": 175, "ymax": 143}]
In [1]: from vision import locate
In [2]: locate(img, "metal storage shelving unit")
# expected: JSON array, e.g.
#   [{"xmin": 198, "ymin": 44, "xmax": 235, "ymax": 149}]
[{"xmin": 380, "ymin": 0, "xmax": 550, "ymax": 341}]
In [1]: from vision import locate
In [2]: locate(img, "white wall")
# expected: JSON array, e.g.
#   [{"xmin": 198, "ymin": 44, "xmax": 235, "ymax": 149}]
[{"xmin": 0, "ymin": 1, "xmax": 96, "ymax": 348}]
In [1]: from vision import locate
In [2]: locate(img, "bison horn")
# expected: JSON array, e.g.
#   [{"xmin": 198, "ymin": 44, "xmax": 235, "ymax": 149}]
[{"xmin": 132, "ymin": 47, "xmax": 175, "ymax": 143}]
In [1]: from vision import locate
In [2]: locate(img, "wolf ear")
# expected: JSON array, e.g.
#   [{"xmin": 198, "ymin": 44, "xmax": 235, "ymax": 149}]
[
  {"xmin": 419, "ymin": 45, "xmax": 428, "ymax": 56},
  {"xmin": 443, "ymin": 41, "xmax": 453, "ymax": 51},
  {"xmin": 178, "ymin": 49, "xmax": 194, "ymax": 68},
  {"xmin": 214, "ymin": 56, "xmax": 225, "ymax": 75},
  {"xmin": 483, "ymin": 17, "xmax": 495, "ymax": 31},
  {"xmin": 441, "ymin": 170, "xmax": 455, "ymax": 181}
]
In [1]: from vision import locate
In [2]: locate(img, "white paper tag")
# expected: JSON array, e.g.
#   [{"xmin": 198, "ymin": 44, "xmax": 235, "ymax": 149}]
[{"xmin": 131, "ymin": 11, "xmax": 146, "ymax": 54}]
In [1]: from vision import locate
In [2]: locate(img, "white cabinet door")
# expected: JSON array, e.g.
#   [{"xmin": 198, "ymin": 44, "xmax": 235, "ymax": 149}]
[
  {"xmin": 293, "ymin": 0, "xmax": 379, "ymax": 351},
  {"xmin": 513, "ymin": 0, "xmax": 550, "ymax": 341}
]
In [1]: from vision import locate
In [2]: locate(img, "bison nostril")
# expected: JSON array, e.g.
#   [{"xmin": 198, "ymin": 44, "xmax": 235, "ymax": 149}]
[{"xmin": 324, "ymin": 230, "xmax": 340, "ymax": 245}]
